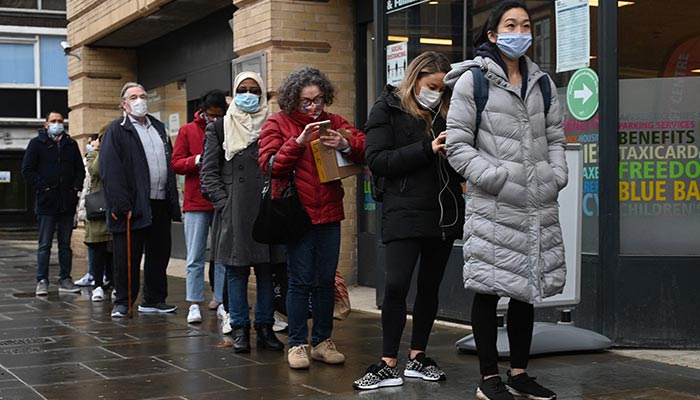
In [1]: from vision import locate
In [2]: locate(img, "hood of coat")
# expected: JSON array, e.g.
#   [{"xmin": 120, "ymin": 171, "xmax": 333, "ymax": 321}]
[
  {"xmin": 193, "ymin": 109, "xmax": 208, "ymax": 129},
  {"xmin": 378, "ymin": 84, "xmax": 402, "ymax": 110},
  {"xmin": 444, "ymin": 55, "xmax": 545, "ymax": 93}
]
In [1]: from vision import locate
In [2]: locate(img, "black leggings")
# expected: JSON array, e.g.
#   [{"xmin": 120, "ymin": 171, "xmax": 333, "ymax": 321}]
[
  {"xmin": 382, "ymin": 237, "xmax": 454, "ymax": 359},
  {"xmin": 471, "ymin": 293, "xmax": 534, "ymax": 376},
  {"xmin": 85, "ymin": 241, "xmax": 113, "ymax": 289}
]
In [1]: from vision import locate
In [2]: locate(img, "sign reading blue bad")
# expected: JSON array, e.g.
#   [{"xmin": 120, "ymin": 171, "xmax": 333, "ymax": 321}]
[{"xmin": 386, "ymin": 0, "xmax": 429, "ymax": 14}]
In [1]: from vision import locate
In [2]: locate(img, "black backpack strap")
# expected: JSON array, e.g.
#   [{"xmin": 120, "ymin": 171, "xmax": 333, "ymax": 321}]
[
  {"xmin": 538, "ymin": 74, "xmax": 552, "ymax": 116},
  {"xmin": 470, "ymin": 66, "xmax": 489, "ymax": 136}
]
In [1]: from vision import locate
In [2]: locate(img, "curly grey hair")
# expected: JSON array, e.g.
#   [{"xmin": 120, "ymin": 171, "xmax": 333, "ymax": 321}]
[{"xmin": 277, "ymin": 67, "xmax": 335, "ymax": 114}]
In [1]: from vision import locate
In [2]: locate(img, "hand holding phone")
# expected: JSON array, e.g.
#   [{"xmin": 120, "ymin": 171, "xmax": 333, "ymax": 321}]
[
  {"xmin": 432, "ymin": 131, "xmax": 447, "ymax": 155},
  {"xmin": 317, "ymin": 120, "xmax": 332, "ymax": 138}
]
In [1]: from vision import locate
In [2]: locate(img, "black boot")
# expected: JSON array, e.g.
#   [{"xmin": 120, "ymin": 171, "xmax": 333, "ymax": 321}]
[
  {"xmin": 255, "ymin": 323, "xmax": 284, "ymax": 351},
  {"xmin": 231, "ymin": 325, "xmax": 250, "ymax": 353}
]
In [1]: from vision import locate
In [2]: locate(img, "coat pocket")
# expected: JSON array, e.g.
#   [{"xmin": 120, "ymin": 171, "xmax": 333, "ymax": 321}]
[
  {"xmin": 36, "ymin": 186, "xmax": 59, "ymax": 212},
  {"xmin": 536, "ymin": 162, "xmax": 559, "ymax": 204},
  {"xmin": 496, "ymin": 179, "xmax": 527, "ymax": 208}
]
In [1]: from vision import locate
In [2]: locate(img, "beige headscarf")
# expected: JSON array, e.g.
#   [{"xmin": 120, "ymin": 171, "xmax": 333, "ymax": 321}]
[{"xmin": 223, "ymin": 71, "xmax": 268, "ymax": 161}]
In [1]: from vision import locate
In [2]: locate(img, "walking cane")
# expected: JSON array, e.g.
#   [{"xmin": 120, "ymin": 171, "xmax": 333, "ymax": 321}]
[{"xmin": 127, "ymin": 212, "xmax": 133, "ymax": 318}]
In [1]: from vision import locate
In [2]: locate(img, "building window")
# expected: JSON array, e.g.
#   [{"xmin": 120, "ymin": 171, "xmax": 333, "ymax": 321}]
[
  {"xmin": 618, "ymin": 0, "xmax": 700, "ymax": 255},
  {"xmin": 0, "ymin": 42, "xmax": 35, "ymax": 84},
  {"xmin": 533, "ymin": 18, "xmax": 552, "ymax": 75},
  {"xmin": 0, "ymin": 34, "xmax": 68, "ymax": 119},
  {"xmin": 39, "ymin": 36, "xmax": 69, "ymax": 87},
  {"xmin": 0, "ymin": 0, "xmax": 66, "ymax": 11}
]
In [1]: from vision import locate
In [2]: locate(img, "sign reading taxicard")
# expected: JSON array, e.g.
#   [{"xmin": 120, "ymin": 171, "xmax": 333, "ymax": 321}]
[{"xmin": 386, "ymin": 0, "xmax": 429, "ymax": 14}]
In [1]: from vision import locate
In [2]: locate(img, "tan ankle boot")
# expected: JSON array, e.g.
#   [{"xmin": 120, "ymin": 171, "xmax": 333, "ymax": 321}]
[{"xmin": 311, "ymin": 339, "xmax": 345, "ymax": 364}]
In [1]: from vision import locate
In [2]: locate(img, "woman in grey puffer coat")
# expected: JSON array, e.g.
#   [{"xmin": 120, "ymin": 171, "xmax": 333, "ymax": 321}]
[{"xmin": 444, "ymin": 2, "xmax": 567, "ymax": 399}]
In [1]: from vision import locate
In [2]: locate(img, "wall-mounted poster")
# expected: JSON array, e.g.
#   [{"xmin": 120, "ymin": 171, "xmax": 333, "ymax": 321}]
[{"xmin": 386, "ymin": 42, "xmax": 408, "ymax": 86}]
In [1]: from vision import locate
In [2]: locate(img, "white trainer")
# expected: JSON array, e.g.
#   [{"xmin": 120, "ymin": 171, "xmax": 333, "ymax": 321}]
[
  {"xmin": 216, "ymin": 303, "xmax": 226, "ymax": 320},
  {"xmin": 221, "ymin": 313, "xmax": 232, "ymax": 334},
  {"xmin": 91, "ymin": 287, "xmax": 104, "ymax": 302},
  {"xmin": 187, "ymin": 304, "xmax": 202, "ymax": 323},
  {"xmin": 74, "ymin": 273, "xmax": 94, "ymax": 287}
]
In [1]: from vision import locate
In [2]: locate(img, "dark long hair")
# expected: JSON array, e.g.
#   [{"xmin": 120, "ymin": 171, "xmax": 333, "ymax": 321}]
[{"xmin": 473, "ymin": 1, "xmax": 530, "ymax": 48}]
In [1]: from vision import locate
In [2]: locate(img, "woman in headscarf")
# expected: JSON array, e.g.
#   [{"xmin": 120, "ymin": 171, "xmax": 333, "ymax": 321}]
[{"xmin": 201, "ymin": 72, "xmax": 285, "ymax": 353}]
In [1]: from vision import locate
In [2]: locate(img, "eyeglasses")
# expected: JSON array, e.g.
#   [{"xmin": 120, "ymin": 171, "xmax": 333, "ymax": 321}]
[
  {"xmin": 236, "ymin": 87, "xmax": 262, "ymax": 95},
  {"xmin": 300, "ymin": 95, "xmax": 325, "ymax": 107},
  {"xmin": 204, "ymin": 113, "xmax": 223, "ymax": 121}
]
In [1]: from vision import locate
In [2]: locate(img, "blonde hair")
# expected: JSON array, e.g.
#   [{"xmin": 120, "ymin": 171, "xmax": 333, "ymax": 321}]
[{"xmin": 397, "ymin": 51, "xmax": 452, "ymax": 134}]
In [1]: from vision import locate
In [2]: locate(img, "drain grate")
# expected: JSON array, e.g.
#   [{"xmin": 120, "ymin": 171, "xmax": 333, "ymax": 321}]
[{"xmin": 0, "ymin": 337, "xmax": 55, "ymax": 346}]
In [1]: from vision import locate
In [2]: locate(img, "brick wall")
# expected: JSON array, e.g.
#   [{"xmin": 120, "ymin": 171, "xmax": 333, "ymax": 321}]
[
  {"xmin": 66, "ymin": 0, "xmax": 362, "ymax": 284},
  {"xmin": 66, "ymin": 45, "xmax": 137, "ymax": 140},
  {"xmin": 234, "ymin": 0, "xmax": 359, "ymax": 284},
  {"xmin": 67, "ymin": 0, "xmax": 171, "ymax": 47}
]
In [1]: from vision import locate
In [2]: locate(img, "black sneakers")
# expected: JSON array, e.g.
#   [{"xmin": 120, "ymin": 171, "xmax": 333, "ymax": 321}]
[
  {"xmin": 138, "ymin": 303, "xmax": 177, "ymax": 313},
  {"xmin": 353, "ymin": 360, "xmax": 404, "ymax": 390},
  {"xmin": 476, "ymin": 376, "xmax": 514, "ymax": 400},
  {"xmin": 506, "ymin": 371, "xmax": 556, "ymax": 400},
  {"xmin": 404, "ymin": 353, "xmax": 446, "ymax": 381}
]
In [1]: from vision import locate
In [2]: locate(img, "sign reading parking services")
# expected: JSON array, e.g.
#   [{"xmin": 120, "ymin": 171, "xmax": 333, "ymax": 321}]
[{"xmin": 566, "ymin": 67, "xmax": 599, "ymax": 121}]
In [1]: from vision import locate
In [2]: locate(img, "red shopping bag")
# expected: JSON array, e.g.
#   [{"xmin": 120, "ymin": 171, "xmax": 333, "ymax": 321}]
[{"xmin": 333, "ymin": 270, "xmax": 351, "ymax": 320}]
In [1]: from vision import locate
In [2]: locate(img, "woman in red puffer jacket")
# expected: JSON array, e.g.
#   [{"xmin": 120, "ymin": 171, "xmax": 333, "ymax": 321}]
[{"xmin": 258, "ymin": 67, "xmax": 365, "ymax": 370}]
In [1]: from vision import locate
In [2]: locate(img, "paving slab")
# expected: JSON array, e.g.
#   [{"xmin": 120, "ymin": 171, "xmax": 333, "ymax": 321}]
[{"xmin": 1, "ymin": 237, "xmax": 700, "ymax": 399}]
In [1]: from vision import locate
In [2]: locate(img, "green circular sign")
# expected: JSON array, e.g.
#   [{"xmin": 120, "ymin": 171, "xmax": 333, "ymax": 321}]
[{"xmin": 566, "ymin": 67, "xmax": 599, "ymax": 121}]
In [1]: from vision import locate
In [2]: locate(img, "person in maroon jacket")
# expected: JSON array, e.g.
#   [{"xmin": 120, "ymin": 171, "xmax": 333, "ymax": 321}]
[
  {"xmin": 171, "ymin": 90, "xmax": 227, "ymax": 324},
  {"xmin": 258, "ymin": 67, "xmax": 366, "ymax": 370}
]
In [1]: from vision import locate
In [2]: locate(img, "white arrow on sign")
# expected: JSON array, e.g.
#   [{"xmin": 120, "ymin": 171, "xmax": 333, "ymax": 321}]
[{"xmin": 574, "ymin": 83, "xmax": 593, "ymax": 105}]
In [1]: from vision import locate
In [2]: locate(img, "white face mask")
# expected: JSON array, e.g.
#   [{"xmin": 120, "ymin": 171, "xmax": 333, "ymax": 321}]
[
  {"xmin": 416, "ymin": 86, "xmax": 442, "ymax": 109},
  {"xmin": 128, "ymin": 98, "xmax": 148, "ymax": 117}
]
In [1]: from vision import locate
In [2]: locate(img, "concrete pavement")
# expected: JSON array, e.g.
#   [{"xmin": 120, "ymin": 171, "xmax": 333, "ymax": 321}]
[{"xmin": 1, "ymin": 235, "xmax": 700, "ymax": 399}]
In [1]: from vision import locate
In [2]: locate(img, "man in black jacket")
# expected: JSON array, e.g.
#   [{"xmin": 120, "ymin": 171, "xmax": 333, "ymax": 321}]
[
  {"xmin": 100, "ymin": 82, "xmax": 182, "ymax": 318},
  {"xmin": 21, "ymin": 111, "xmax": 84, "ymax": 295}
]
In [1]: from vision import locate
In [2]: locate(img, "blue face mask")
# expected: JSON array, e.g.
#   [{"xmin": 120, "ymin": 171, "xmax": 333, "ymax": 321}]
[
  {"xmin": 86, "ymin": 144, "xmax": 94, "ymax": 152},
  {"xmin": 47, "ymin": 123, "xmax": 64, "ymax": 138},
  {"xmin": 495, "ymin": 33, "xmax": 532, "ymax": 60},
  {"xmin": 234, "ymin": 93, "xmax": 260, "ymax": 113}
]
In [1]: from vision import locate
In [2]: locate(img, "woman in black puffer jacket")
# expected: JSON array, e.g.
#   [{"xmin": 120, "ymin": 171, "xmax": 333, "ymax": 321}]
[{"xmin": 353, "ymin": 51, "xmax": 464, "ymax": 391}]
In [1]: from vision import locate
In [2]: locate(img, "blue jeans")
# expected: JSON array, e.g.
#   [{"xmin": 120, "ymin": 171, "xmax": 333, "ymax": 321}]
[
  {"xmin": 226, "ymin": 264, "xmax": 275, "ymax": 327},
  {"xmin": 36, "ymin": 213, "xmax": 74, "ymax": 282},
  {"xmin": 287, "ymin": 222, "xmax": 341, "ymax": 347},
  {"xmin": 213, "ymin": 263, "xmax": 226, "ymax": 303},
  {"xmin": 184, "ymin": 211, "xmax": 213, "ymax": 302}
]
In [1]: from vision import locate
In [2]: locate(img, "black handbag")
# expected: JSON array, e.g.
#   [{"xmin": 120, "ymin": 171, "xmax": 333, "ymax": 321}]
[
  {"xmin": 85, "ymin": 190, "xmax": 107, "ymax": 220},
  {"xmin": 252, "ymin": 155, "xmax": 311, "ymax": 244}
]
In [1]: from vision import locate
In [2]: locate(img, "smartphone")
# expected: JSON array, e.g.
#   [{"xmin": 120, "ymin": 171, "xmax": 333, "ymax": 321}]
[{"xmin": 317, "ymin": 120, "xmax": 331, "ymax": 138}]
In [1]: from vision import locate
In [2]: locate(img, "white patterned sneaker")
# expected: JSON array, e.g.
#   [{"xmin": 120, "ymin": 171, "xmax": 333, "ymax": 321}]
[
  {"xmin": 74, "ymin": 273, "xmax": 94, "ymax": 286},
  {"xmin": 404, "ymin": 353, "xmax": 446, "ymax": 381},
  {"xmin": 353, "ymin": 360, "xmax": 404, "ymax": 390}
]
